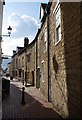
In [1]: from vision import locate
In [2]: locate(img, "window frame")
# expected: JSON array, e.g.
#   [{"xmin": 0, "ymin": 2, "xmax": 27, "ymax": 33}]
[
  {"xmin": 27, "ymin": 53, "xmax": 31, "ymax": 62},
  {"xmin": 22, "ymin": 56, "xmax": 24, "ymax": 67},
  {"xmin": 53, "ymin": 2, "xmax": 61, "ymax": 45}
]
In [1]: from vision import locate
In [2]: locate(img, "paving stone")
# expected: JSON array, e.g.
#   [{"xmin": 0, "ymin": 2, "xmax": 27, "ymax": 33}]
[{"xmin": 2, "ymin": 81, "xmax": 61, "ymax": 119}]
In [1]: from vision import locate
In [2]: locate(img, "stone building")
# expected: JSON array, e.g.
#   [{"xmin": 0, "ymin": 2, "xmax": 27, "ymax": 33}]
[
  {"xmin": 18, "ymin": 37, "xmax": 29, "ymax": 84},
  {"xmin": 11, "ymin": 38, "xmax": 29, "ymax": 82},
  {"xmin": 36, "ymin": 3, "xmax": 49, "ymax": 100},
  {"xmin": 18, "ymin": 50, "xmax": 26, "ymax": 83},
  {"xmin": 36, "ymin": 1, "xmax": 82, "ymax": 118},
  {"xmin": 26, "ymin": 39, "xmax": 36, "ymax": 86},
  {"xmin": 11, "ymin": 37, "xmax": 36, "ymax": 86},
  {"xmin": 46, "ymin": 1, "xmax": 81, "ymax": 118},
  {"xmin": 12, "ymin": 47, "xmax": 23, "ymax": 79}
]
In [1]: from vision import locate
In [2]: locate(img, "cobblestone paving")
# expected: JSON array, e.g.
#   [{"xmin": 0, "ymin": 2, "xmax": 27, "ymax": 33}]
[{"xmin": 2, "ymin": 80, "xmax": 61, "ymax": 119}]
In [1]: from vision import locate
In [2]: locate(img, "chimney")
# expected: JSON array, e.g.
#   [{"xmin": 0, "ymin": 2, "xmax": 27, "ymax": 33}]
[
  {"xmin": 24, "ymin": 37, "xmax": 29, "ymax": 47},
  {"xmin": 13, "ymin": 50, "xmax": 16, "ymax": 55}
]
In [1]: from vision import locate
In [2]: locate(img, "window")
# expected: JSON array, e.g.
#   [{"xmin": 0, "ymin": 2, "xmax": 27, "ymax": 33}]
[
  {"xmin": 19, "ymin": 70, "xmax": 21, "ymax": 77},
  {"xmin": 27, "ymin": 72, "xmax": 29, "ymax": 80},
  {"xmin": 54, "ymin": 3, "xmax": 61, "ymax": 44},
  {"xmin": 22, "ymin": 56, "xmax": 24, "ymax": 67},
  {"xmin": 44, "ymin": 28, "xmax": 47, "ymax": 51},
  {"xmin": 16, "ymin": 58, "xmax": 18, "ymax": 67},
  {"xmin": 16, "ymin": 70, "xmax": 17, "ymax": 76},
  {"xmin": 27, "ymin": 53, "xmax": 31, "ymax": 62},
  {"xmin": 18, "ymin": 58, "xmax": 20, "ymax": 68}
]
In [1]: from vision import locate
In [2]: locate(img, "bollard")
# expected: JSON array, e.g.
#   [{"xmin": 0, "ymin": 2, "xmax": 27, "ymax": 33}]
[{"xmin": 21, "ymin": 87, "xmax": 25, "ymax": 105}]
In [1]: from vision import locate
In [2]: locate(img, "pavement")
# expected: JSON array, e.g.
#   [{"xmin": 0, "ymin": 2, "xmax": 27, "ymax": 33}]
[
  {"xmin": 2, "ymin": 77, "xmax": 62, "ymax": 119},
  {"xmin": 0, "ymin": 77, "xmax": 2, "ymax": 120}
]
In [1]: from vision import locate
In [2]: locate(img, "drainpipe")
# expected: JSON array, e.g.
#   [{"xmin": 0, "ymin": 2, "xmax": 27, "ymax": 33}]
[
  {"xmin": 24, "ymin": 37, "xmax": 29, "ymax": 86},
  {"xmin": 35, "ymin": 33, "xmax": 37, "ymax": 88},
  {"xmin": 47, "ymin": 3, "xmax": 51, "ymax": 102}
]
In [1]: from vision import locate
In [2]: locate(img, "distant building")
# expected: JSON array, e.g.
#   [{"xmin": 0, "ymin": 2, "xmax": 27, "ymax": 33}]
[
  {"xmin": 11, "ymin": 46, "xmax": 24, "ymax": 79},
  {"xmin": 36, "ymin": 1, "xmax": 82, "ymax": 118},
  {"xmin": 25, "ymin": 39, "xmax": 36, "ymax": 86}
]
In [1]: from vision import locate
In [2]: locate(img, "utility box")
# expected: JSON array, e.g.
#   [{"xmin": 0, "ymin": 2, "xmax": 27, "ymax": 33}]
[{"xmin": 2, "ymin": 78, "xmax": 10, "ymax": 100}]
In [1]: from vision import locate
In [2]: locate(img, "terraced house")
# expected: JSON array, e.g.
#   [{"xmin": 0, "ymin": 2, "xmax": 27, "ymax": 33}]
[
  {"xmin": 11, "ymin": 37, "xmax": 36, "ymax": 86},
  {"xmin": 12, "ymin": 47, "xmax": 24, "ymax": 79},
  {"xmin": 9, "ymin": 0, "xmax": 82, "ymax": 118},
  {"xmin": 25, "ymin": 39, "xmax": 36, "ymax": 86}
]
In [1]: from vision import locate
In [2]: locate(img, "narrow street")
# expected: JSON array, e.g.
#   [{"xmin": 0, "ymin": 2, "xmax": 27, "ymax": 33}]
[
  {"xmin": 2, "ymin": 79, "xmax": 61, "ymax": 119},
  {"xmin": 0, "ymin": 77, "xmax": 2, "ymax": 120}
]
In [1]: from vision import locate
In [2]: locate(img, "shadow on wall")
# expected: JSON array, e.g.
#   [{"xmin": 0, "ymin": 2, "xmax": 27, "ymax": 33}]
[
  {"xmin": 53, "ymin": 54, "xmax": 58, "ymax": 79},
  {"xmin": 62, "ymin": 2, "xmax": 81, "ymax": 118},
  {"xmin": 52, "ymin": 53, "xmax": 68, "ymax": 117}
]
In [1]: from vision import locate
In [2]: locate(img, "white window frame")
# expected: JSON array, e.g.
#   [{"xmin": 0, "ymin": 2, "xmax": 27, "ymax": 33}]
[
  {"xmin": 41, "ymin": 7, "xmax": 44, "ymax": 20},
  {"xmin": 53, "ymin": 2, "xmax": 61, "ymax": 45}
]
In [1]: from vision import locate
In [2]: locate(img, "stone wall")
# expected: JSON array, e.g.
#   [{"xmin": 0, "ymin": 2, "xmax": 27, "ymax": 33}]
[
  {"xmin": 38, "ymin": 20, "xmax": 49, "ymax": 99},
  {"xmin": 19, "ymin": 52, "xmax": 26, "ymax": 82},
  {"xmin": 49, "ymin": 2, "xmax": 68, "ymax": 117},
  {"xmin": 49, "ymin": 2, "xmax": 81, "ymax": 118},
  {"xmin": 62, "ymin": 3, "xmax": 81, "ymax": 118}
]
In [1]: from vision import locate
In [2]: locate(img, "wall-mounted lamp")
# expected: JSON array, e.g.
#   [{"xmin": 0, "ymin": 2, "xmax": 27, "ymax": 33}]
[{"xmin": 0, "ymin": 26, "xmax": 12, "ymax": 38}]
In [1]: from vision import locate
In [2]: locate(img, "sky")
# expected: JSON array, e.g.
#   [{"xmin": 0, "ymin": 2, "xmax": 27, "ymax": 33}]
[
  {"xmin": 2, "ymin": 1, "xmax": 48, "ymax": 57},
  {"xmin": 2, "ymin": 1, "xmax": 48, "ymax": 69}
]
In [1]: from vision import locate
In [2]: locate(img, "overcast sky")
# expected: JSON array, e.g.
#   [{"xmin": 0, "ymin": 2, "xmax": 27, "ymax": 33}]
[{"xmin": 2, "ymin": 1, "xmax": 48, "ymax": 56}]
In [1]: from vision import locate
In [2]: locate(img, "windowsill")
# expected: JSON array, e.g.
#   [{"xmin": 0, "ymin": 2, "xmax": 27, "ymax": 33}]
[
  {"xmin": 42, "ymin": 81, "xmax": 45, "ymax": 83},
  {"xmin": 41, "ymin": 60, "xmax": 44, "ymax": 64},
  {"xmin": 55, "ymin": 39, "xmax": 61, "ymax": 46},
  {"xmin": 44, "ymin": 50, "xmax": 47, "ymax": 53}
]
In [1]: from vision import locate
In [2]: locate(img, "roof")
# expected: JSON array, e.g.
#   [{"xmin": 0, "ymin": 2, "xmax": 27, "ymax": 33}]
[
  {"xmin": 39, "ymin": 3, "xmax": 47, "ymax": 20},
  {"xmin": 17, "ymin": 46, "xmax": 24, "ymax": 49}
]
